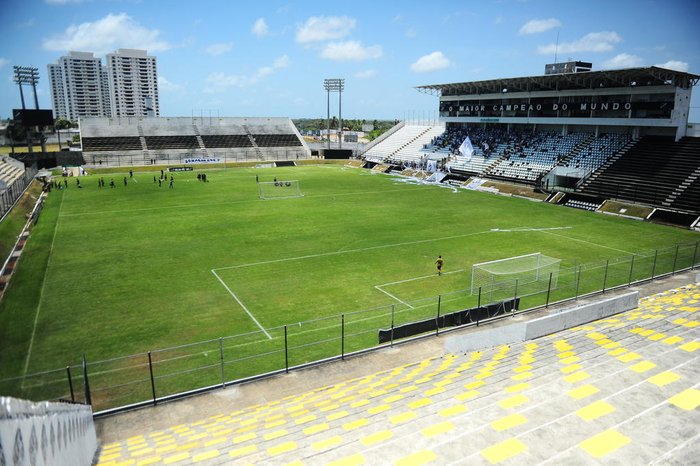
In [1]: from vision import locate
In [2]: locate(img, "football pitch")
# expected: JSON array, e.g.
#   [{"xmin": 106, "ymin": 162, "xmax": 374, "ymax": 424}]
[{"xmin": 1, "ymin": 162, "xmax": 698, "ymax": 409}]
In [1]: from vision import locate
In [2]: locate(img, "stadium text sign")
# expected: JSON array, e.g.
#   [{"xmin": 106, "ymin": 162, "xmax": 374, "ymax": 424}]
[
  {"xmin": 168, "ymin": 167, "xmax": 194, "ymax": 172},
  {"xmin": 451, "ymin": 102, "xmax": 634, "ymax": 113},
  {"xmin": 184, "ymin": 157, "xmax": 222, "ymax": 164}
]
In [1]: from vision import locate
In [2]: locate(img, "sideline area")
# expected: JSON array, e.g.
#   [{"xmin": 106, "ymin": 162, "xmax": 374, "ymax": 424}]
[{"xmin": 95, "ymin": 271, "xmax": 699, "ymax": 464}]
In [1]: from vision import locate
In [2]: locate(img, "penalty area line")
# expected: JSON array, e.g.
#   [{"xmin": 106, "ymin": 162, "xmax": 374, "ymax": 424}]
[
  {"xmin": 374, "ymin": 268, "xmax": 466, "ymax": 309},
  {"xmin": 211, "ymin": 269, "xmax": 272, "ymax": 339}
]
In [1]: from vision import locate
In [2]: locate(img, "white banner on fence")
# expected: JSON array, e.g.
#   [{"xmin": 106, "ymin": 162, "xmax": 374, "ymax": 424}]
[
  {"xmin": 184, "ymin": 157, "xmax": 222, "ymax": 164},
  {"xmin": 0, "ymin": 397, "xmax": 97, "ymax": 466}
]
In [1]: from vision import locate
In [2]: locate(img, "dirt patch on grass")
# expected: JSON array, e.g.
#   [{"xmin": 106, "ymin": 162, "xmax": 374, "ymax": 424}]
[
  {"xmin": 480, "ymin": 181, "xmax": 548, "ymax": 200},
  {"xmin": 599, "ymin": 200, "xmax": 653, "ymax": 219}
]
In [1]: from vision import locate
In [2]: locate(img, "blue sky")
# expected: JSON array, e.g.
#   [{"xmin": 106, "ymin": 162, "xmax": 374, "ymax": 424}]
[{"xmin": 1, "ymin": 0, "xmax": 699, "ymax": 121}]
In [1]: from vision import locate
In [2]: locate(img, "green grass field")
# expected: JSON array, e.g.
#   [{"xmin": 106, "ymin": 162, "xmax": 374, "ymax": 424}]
[{"xmin": 1, "ymin": 163, "xmax": 698, "ymax": 410}]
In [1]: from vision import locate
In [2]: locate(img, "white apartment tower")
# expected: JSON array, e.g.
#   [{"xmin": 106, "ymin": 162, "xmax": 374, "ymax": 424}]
[
  {"xmin": 48, "ymin": 51, "xmax": 111, "ymax": 121},
  {"xmin": 106, "ymin": 49, "xmax": 159, "ymax": 117}
]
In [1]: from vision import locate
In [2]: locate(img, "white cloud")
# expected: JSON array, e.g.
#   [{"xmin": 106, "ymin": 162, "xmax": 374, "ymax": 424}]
[
  {"xmin": 410, "ymin": 51, "xmax": 451, "ymax": 73},
  {"xmin": 519, "ymin": 18, "xmax": 561, "ymax": 35},
  {"xmin": 204, "ymin": 55, "xmax": 290, "ymax": 92},
  {"xmin": 42, "ymin": 13, "xmax": 171, "ymax": 55},
  {"xmin": 158, "ymin": 76, "xmax": 184, "ymax": 92},
  {"xmin": 320, "ymin": 41, "xmax": 382, "ymax": 61},
  {"xmin": 205, "ymin": 42, "xmax": 233, "ymax": 56},
  {"xmin": 601, "ymin": 53, "xmax": 644, "ymax": 69},
  {"xmin": 252, "ymin": 18, "xmax": 269, "ymax": 37},
  {"xmin": 537, "ymin": 31, "xmax": 621, "ymax": 55},
  {"xmin": 0, "ymin": 58, "xmax": 9, "ymax": 69},
  {"xmin": 655, "ymin": 60, "xmax": 689, "ymax": 72},
  {"xmin": 296, "ymin": 16, "xmax": 355, "ymax": 43},
  {"xmin": 354, "ymin": 69, "xmax": 376, "ymax": 79}
]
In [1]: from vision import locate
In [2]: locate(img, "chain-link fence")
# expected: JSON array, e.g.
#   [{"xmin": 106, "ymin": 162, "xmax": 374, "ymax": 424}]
[{"xmin": 1, "ymin": 241, "xmax": 697, "ymax": 414}]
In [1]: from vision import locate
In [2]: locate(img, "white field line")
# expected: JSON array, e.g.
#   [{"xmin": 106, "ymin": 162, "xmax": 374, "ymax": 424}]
[
  {"xmin": 210, "ymin": 269, "xmax": 272, "ymax": 340},
  {"xmin": 212, "ymin": 231, "xmax": 492, "ymax": 272},
  {"xmin": 538, "ymin": 229, "xmax": 634, "ymax": 254},
  {"xmin": 373, "ymin": 269, "xmax": 467, "ymax": 309},
  {"xmin": 373, "ymin": 287, "xmax": 414, "ymax": 309},
  {"xmin": 22, "ymin": 193, "xmax": 64, "ymax": 380},
  {"xmin": 375, "ymin": 268, "xmax": 466, "ymax": 288}
]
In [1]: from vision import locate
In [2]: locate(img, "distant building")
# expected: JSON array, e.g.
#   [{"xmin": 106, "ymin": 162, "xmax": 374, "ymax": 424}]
[
  {"xmin": 48, "ymin": 51, "xmax": 111, "ymax": 121},
  {"xmin": 106, "ymin": 49, "xmax": 159, "ymax": 117},
  {"xmin": 47, "ymin": 49, "xmax": 159, "ymax": 122}
]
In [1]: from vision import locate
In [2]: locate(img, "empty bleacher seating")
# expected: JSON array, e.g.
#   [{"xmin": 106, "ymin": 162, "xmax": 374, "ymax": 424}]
[
  {"xmin": 364, "ymin": 125, "xmax": 445, "ymax": 167},
  {"xmin": 82, "ymin": 137, "xmax": 143, "ymax": 152},
  {"xmin": 578, "ymin": 136, "xmax": 700, "ymax": 212},
  {"xmin": 200, "ymin": 134, "xmax": 252, "ymax": 148},
  {"xmin": 143, "ymin": 135, "xmax": 200, "ymax": 150}
]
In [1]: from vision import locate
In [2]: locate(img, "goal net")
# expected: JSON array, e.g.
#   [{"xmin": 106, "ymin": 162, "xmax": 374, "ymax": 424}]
[
  {"xmin": 471, "ymin": 252, "xmax": 561, "ymax": 302},
  {"xmin": 258, "ymin": 180, "xmax": 304, "ymax": 200}
]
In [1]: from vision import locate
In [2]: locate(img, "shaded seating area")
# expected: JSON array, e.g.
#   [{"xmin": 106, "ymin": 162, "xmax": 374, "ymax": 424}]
[
  {"xmin": 578, "ymin": 136, "xmax": 700, "ymax": 212},
  {"xmin": 82, "ymin": 137, "xmax": 143, "ymax": 151},
  {"xmin": 143, "ymin": 135, "xmax": 200, "ymax": 150},
  {"xmin": 200, "ymin": 134, "xmax": 252, "ymax": 148},
  {"xmin": 251, "ymin": 134, "xmax": 303, "ymax": 147}
]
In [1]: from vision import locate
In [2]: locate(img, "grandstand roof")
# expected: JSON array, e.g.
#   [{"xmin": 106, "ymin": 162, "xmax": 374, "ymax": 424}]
[{"xmin": 416, "ymin": 66, "xmax": 700, "ymax": 96}]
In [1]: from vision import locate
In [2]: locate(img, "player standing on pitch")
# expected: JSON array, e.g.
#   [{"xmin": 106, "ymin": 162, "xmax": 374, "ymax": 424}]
[{"xmin": 435, "ymin": 255, "xmax": 444, "ymax": 275}]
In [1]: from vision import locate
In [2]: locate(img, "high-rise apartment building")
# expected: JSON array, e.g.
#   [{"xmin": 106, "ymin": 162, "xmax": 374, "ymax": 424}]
[
  {"xmin": 106, "ymin": 49, "xmax": 159, "ymax": 117},
  {"xmin": 47, "ymin": 49, "xmax": 159, "ymax": 121},
  {"xmin": 48, "ymin": 51, "xmax": 110, "ymax": 121}
]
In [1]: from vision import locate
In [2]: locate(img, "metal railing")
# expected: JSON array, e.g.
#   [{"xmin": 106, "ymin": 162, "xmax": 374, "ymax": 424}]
[{"xmin": 1, "ymin": 241, "xmax": 697, "ymax": 415}]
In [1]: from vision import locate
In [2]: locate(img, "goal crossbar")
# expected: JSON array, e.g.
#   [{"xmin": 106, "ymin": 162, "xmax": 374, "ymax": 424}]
[
  {"xmin": 258, "ymin": 180, "xmax": 304, "ymax": 200},
  {"xmin": 471, "ymin": 252, "xmax": 561, "ymax": 297}
]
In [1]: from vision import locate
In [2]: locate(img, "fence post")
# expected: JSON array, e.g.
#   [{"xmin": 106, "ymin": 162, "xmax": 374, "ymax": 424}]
[
  {"xmin": 672, "ymin": 244, "xmax": 679, "ymax": 274},
  {"xmin": 66, "ymin": 366, "xmax": 75, "ymax": 403},
  {"xmin": 82, "ymin": 354, "xmax": 92, "ymax": 406},
  {"xmin": 692, "ymin": 241, "xmax": 699, "ymax": 270},
  {"xmin": 513, "ymin": 279, "xmax": 519, "ymax": 304},
  {"xmin": 602, "ymin": 259, "xmax": 609, "ymax": 293},
  {"xmin": 478, "ymin": 287, "xmax": 482, "ymax": 308},
  {"xmin": 546, "ymin": 272, "xmax": 553, "ymax": 307},
  {"xmin": 219, "ymin": 337, "xmax": 225, "ymax": 388},
  {"xmin": 435, "ymin": 295, "xmax": 441, "ymax": 336},
  {"xmin": 390, "ymin": 304, "xmax": 395, "ymax": 347},
  {"xmin": 575, "ymin": 266, "xmax": 582, "ymax": 299},
  {"xmin": 148, "ymin": 352, "xmax": 157, "ymax": 406},
  {"xmin": 651, "ymin": 250, "xmax": 658, "ymax": 279},
  {"xmin": 284, "ymin": 325, "xmax": 289, "ymax": 373},
  {"xmin": 341, "ymin": 315, "xmax": 345, "ymax": 360},
  {"xmin": 628, "ymin": 255, "xmax": 635, "ymax": 286}
]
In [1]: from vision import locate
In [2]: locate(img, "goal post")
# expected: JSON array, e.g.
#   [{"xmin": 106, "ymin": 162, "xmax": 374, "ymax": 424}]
[
  {"xmin": 471, "ymin": 252, "xmax": 561, "ymax": 302},
  {"xmin": 258, "ymin": 180, "xmax": 304, "ymax": 200}
]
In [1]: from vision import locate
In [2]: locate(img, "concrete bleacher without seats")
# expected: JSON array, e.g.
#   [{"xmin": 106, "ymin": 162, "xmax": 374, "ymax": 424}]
[
  {"xmin": 578, "ymin": 136, "xmax": 700, "ymax": 213},
  {"xmin": 0, "ymin": 157, "xmax": 26, "ymax": 191},
  {"xmin": 96, "ymin": 279, "xmax": 700, "ymax": 465},
  {"xmin": 79, "ymin": 117, "xmax": 310, "ymax": 166},
  {"xmin": 364, "ymin": 125, "xmax": 445, "ymax": 165}
]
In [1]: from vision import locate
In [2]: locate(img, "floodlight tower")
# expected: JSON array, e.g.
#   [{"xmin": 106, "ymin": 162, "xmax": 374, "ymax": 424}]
[
  {"xmin": 13, "ymin": 66, "xmax": 40, "ymax": 110},
  {"xmin": 323, "ymin": 78, "xmax": 345, "ymax": 150},
  {"xmin": 13, "ymin": 66, "xmax": 44, "ymax": 153}
]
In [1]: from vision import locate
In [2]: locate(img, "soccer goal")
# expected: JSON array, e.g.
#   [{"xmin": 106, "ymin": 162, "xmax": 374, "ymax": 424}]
[
  {"xmin": 258, "ymin": 180, "xmax": 304, "ymax": 200},
  {"xmin": 471, "ymin": 252, "xmax": 561, "ymax": 302}
]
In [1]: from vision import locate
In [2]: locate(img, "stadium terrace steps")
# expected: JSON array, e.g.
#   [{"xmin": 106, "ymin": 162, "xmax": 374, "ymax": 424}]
[
  {"xmin": 79, "ymin": 117, "xmax": 310, "ymax": 165},
  {"xmin": 578, "ymin": 136, "xmax": 700, "ymax": 213},
  {"xmin": 364, "ymin": 125, "xmax": 444, "ymax": 163},
  {"xmin": 96, "ymin": 283, "xmax": 700, "ymax": 465}
]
